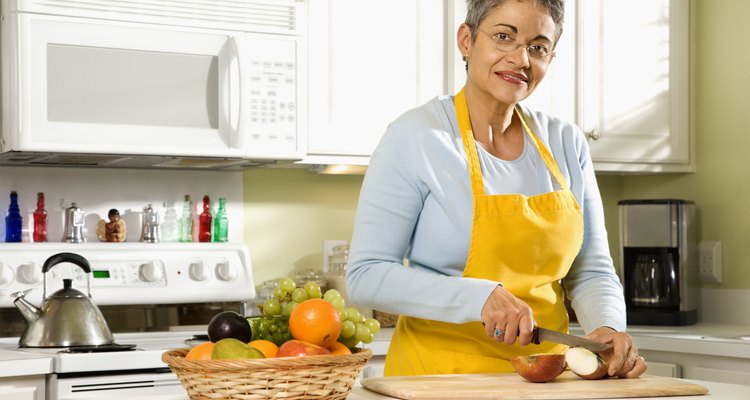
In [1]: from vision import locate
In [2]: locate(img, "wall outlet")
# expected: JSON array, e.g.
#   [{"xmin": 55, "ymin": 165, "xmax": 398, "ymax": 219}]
[
  {"xmin": 698, "ymin": 240, "xmax": 722, "ymax": 283},
  {"xmin": 323, "ymin": 239, "xmax": 349, "ymax": 273}
]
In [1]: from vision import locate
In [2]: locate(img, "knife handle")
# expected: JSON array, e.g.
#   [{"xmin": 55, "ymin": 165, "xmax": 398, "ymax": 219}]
[{"xmin": 530, "ymin": 327, "xmax": 541, "ymax": 345}]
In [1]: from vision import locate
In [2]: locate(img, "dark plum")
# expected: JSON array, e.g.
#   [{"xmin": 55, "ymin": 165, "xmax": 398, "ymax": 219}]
[{"xmin": 207, "ymin": 311, "xmax": 252, "ymax": 343}]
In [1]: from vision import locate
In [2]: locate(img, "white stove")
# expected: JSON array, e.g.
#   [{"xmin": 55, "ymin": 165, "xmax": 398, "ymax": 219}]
[{"xmin": 0, "ymin": 243, "xmax": 256, "ymax": 399}]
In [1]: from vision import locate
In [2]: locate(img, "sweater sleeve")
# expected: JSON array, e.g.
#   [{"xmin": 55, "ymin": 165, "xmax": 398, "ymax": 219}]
[{"xmin": 346, "ymin": 109, "xmax": 498, "ymax": 324}]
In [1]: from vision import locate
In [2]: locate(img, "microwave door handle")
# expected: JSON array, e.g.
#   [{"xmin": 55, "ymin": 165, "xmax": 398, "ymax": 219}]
[{"xmin": 228, "ymin": 36, "xmax": 242, "ymax": 150}]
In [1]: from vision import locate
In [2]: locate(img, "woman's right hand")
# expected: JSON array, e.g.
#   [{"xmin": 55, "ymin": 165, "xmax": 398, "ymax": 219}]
[{"xmin": 480, "ymin": 285, "xmax": 535, "ymax": 345}]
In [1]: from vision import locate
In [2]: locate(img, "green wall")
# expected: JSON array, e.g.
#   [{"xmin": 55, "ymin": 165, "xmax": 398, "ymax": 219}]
[
  {"xmin": 244, "ymin": 0, "xmax": 750, "ymax": 290},
  {"xmin": 243, "ymin": 168, "xmax": 363, "ymax": 285}
]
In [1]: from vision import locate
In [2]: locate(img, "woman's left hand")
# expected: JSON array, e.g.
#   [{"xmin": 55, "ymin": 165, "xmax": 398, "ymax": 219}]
[{"xmin": 585, "ymin": 326, "xmax": 648, "ymax": 378}]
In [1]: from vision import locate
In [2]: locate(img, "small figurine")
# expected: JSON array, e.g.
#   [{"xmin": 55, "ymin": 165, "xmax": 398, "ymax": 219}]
[{"xmin": 96, "ymin": 208, "xmax": 127, "ymax": 242}]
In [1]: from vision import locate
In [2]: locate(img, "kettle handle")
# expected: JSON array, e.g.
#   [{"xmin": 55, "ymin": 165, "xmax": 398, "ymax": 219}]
[
  {"xmin": 42, "ymin": 252, "xmax": 91, "ymax": 274},
  {"xmin": 42, "ymin": 253, "xmax": 92, "ymax": 300}
]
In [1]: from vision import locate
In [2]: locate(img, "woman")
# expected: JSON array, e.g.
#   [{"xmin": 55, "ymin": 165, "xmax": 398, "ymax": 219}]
[{"xmin": 346, "ymin": 0, "xmax": 648, "ymax": 378}]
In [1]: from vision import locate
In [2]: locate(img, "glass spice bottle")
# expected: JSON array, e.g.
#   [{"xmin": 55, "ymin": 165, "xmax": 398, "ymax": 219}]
[
  {"xmin": 198, "ymin": 195, "xmax": 212, "ymax": 243},
  {"xmin": 212, "ymin": 197, "xmax": 228, "ymax": 243},
  {"xmin": 178, "ymin": 194, "xmax": 193, "ymax": 242},
  {"xmin": 33, "ymin": 192, "xmax": 47, "ymax": 242},
  {"xmin": 5, "ymin": 191, "xmax": 22, "ymax": 242}
]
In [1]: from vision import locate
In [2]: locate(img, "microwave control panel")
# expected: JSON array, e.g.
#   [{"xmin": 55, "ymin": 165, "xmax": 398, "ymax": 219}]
[{"xmin": 247, "ymin": 36, "xmax": 301, "ymax": 153}]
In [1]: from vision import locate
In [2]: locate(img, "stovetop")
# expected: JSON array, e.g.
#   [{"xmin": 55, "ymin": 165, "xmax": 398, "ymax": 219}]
[{"xmin": 0, "ymin": 330, "xmax": 206, "ymax": 373}]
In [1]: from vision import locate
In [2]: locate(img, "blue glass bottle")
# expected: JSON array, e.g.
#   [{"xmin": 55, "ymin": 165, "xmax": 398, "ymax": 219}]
[{"xmin": 5, "ymin": 191, "xmax": 22, "ymax": 242}]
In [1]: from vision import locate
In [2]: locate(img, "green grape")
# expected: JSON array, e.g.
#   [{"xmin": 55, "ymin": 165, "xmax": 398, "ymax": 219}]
[
  {"xmin": 340, "ymin": 320, "xmax": 356, "ymax": 338},
  {"xmin": 291, "ymin": 287, "xmax": 308, "ymax": 303},
  {"xmin": 361, "ymin": 333, "xmax": 374, "ymax": 344},
  {"xmin": 304, "ymin": 281, "xmax": 322, "ymax": 299},
  {"xmin": 263, "ymin": 298, "xmax": 281, "ymax": 316},
  {"xmin": 284, "ymin": 301, "xmax": 299, "ymax": 316},
  {"xmin": 323, "ymin": 289, "xmax": 341, "ymax": 302},
  {"xmin": 339, "ymin": 334, "xmax": 359, "ymax": 348},
  {"xmin": 278, "ymin": 277, "xmax": 296, "ymax": 293},
  {"xmin": 273, "ymin": 285, "xmax": 286, "ymax": 300},
  {"xmin": 259, "ymin": 319, "xmax": 271, "ymax": 337},
  {"xmin": 338, "ymin": 309, "xmax": 348, "ymax": 321},
  {"xmin": 345, "ymin": 307, "xmax": 361, "ymax": 323},
  {"xmin": 247, "ymin": 317, "xmax": 262, "ymax": 341},
  {"xmin": 364, "ymin": 318, "xmax": 381, "ymax": 334},
  {"xmin": 354, "ymin": 323, "xmax": 372, "ymax": 342},
  {"xmin": 330, "ymin": 296, "xmax": 346, "ymax": 311},
  {"xmin": 268, "ymin": 321, "xmax": 279, "ymax": 333}
]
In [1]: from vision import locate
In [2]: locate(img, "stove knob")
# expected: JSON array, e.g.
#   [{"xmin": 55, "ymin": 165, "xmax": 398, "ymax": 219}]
[
  {"xmin": 17, "ymin": 262, "xmax": 42, "ymax": 284},
  {"xmin": 216, "ymin": 261, "xmax": 237, "ymax": 281},
  {"xmin": 189, "ymin": 261, "xmax": 211, "ymax": 281},
  {"xmin": 139, "ymin": 262, "xmax": 163, "ymax": 282},
  {"xmin": 0, "ymin": 263, "xmax": 13, "ymax": 286}
]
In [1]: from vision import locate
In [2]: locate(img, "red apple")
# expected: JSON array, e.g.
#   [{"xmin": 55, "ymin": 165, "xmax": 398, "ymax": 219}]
[
  {"xmin": 511, "ymin": 353, "xmax": 566, "ymax": 383},
  {"xmin": 276, "ymin": 339, "xmax": 331, "ymax": 357},
  {"xmin": 565, "ymin": 347, "xmax": 609, "ymax": 380}
]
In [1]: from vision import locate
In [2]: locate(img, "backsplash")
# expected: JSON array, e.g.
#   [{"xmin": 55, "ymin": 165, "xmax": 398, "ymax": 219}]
[{"xmin": 0, "ymin": 166, "xmax": 243, "ymax": 243}]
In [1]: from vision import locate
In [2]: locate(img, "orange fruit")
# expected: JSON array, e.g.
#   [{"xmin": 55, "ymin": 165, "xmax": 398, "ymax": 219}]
[
  {"xmin": 248, "ymin": 339, "xmax": 279, "ymax": 358},
  {"xmin": 327, "ymin": 341, "xmax": 352, "ymax": 355},
  {"xmin": 185, "ymin": 341, "xmax": 215, "ymax": 360},
  {"xmin": 289, "ymin": 299, "xmax": 342, "ymax": 348}
]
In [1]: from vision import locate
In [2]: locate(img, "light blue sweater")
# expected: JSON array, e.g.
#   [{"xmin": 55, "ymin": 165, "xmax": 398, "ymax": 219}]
[{"xmin": 346, "ymin": 95, "xmax": 626, "ymax": 333}]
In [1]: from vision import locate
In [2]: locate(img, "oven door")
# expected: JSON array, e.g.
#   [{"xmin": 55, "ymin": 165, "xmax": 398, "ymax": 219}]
[
  {"xmin": 49, "ymin": 370, "xmax": 188, "ymax": 400},
  {"xmin": 7, "ymin": 12, "xmax": 243, "ymax": 159}
]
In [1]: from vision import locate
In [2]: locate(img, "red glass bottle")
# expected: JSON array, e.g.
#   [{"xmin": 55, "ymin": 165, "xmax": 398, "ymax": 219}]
[
  {"xmin": 198, "ymin": 195, "xmax": 212, "ymax": 242},
  {"xmin": 33, "ymin": 192, "xmax": 47, "ymax": 242}
]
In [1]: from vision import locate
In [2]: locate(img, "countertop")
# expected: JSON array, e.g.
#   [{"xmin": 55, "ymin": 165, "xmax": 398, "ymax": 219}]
[
  {"xmin": 0, "ymin": 346, "xmax": 52, "ymax": 377},
  {"xmin": 346, "ymin": 379, "xmax": 749, "ymax": 399}
]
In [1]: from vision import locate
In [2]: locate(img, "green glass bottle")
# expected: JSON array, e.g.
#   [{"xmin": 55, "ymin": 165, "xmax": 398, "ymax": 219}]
[{"xmin": 213, "ymin": 197, "xmax": 228, "ymax": 243}]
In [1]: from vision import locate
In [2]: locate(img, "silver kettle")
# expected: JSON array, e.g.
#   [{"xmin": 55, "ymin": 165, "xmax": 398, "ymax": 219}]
[{"xmin": 12, "ymin": 253, "xmax": 114, "ymax": 347}]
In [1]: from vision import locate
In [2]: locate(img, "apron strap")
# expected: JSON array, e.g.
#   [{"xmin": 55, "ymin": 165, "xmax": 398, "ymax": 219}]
[
  {"xmin": 454, "ymin": 89, "xmax": 487, "ymax": 196},
  {"xmin": 454, "ymin": 88, "xmax": 570, "ymax": 194}
]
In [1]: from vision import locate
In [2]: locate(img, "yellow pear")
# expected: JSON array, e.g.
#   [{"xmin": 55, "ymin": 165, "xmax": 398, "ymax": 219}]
[{"xmin": 211, "ymin": 338, "xmax": 265, "ymax": 360}]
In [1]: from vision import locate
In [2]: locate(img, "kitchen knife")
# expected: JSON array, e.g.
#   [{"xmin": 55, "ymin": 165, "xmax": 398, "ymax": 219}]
[{"xmin": 531, "ymin": 326, "xmax": 612, "ymax": 352}]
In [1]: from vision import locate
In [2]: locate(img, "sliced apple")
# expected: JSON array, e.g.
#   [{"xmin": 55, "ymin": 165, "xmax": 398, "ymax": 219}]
[
  {"xmin": 511, "ymin": 353, "xmax": 566, "ymax": 383},
  {"xmin": 565, "ymin": 347, "xmax": 608, "ymax": 379}
]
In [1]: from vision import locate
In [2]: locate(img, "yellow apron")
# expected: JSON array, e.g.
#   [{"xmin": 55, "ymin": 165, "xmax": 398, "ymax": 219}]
[{"xmin": 384, "ymin": 89, "xmax": 584, "ymax": 376}]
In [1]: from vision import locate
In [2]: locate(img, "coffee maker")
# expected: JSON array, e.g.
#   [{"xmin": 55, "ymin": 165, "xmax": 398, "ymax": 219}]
[{"xmin": 619, "ymin": 199, "xmax": 698, "ymax": 326}]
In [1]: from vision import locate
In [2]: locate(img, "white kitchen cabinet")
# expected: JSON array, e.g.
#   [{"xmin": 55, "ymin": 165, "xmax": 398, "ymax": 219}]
[
  {"xmin": 0, "ymin": 375, "xmax": 45, "ymax": 400},
  {"xmin": 302, "ymin": 0, "xmax": 446, "ymax": 165},
  {"xmin": 455, "ymin": 0, "xmax": 693, "ymax": 173},
  {"xmin": 578, "ymin": 0, "xmax": 693, "ymax": 173},
  {"xmin": 640, "ymin": 350, "xmax": 750, "ymax": 385}
]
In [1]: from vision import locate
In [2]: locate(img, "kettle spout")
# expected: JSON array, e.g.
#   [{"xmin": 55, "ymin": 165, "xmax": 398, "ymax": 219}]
[{"xmin": 11, "ymin": 290, "xmax": 42, "ymax": 323}]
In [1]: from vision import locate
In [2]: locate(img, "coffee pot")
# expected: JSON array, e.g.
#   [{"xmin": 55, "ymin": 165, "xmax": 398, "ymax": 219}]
[{"xmin": 12, "ymin": 253, "xmax": 114, "ymax": 347}]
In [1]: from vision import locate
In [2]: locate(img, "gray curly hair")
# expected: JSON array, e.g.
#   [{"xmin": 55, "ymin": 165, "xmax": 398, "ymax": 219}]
[{"xmin": 464, "ymin": 0, "xmax": 565, "ymax": 45}]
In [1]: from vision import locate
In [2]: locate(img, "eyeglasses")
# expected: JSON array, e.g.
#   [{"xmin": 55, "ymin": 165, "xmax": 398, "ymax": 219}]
[{"xmin": 476, "ymin": 28, "xmax": 555, "ymax": 61}]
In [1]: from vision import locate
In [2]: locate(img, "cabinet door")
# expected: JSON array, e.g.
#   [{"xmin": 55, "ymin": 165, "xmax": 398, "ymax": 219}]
[
  {"xmin": 306, "ymin": 0, "xmax": 445, "ymax": 159},
  {"xmin": 579, "ymin": 0, "xmax": 692, "ymax": 172}
]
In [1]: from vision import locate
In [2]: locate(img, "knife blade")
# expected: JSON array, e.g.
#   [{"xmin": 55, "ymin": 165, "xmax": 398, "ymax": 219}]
[{"xmin": 531, "ymin": 326, "xmax": 612, "ymax": 352}]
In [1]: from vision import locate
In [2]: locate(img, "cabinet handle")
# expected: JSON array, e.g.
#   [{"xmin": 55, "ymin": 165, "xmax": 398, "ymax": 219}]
[{"xmin": 586, "ymin": 129, "xmax": 600, "ymax": 140}]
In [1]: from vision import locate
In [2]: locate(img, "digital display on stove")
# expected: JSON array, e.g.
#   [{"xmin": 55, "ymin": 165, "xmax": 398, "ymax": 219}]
[{"xmin": 92, "ymin": 270, "xmax": 111, "ymax": 278}]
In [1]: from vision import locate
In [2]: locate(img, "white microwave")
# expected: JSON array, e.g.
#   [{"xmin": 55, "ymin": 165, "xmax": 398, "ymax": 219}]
[{"xmin": 0, "ymin": 0, "xmax": 307, "ymax": 169}]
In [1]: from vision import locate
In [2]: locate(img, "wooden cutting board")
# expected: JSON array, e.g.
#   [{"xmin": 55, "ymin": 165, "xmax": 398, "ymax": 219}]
[{"xmin": 361, "ymin": 372, "xmax": 708, "ymax": 399}]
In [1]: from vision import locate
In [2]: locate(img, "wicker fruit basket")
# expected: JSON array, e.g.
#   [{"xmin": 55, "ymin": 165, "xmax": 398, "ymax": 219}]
[{"xmin": 162, "ymin": 347, "xmax": 372, "ymax": 400}]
